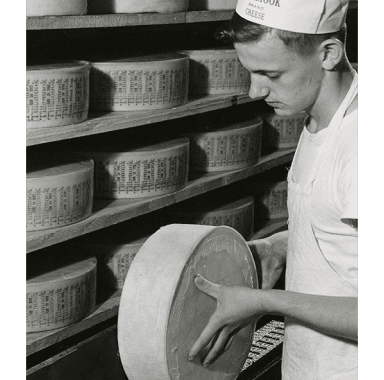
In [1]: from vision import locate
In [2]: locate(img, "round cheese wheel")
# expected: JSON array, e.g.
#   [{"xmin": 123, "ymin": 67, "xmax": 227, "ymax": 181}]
[
  {"xmin": 88, "ymin": 0, "xmax": 189, "ymax": 14},
  {"xmin": 26, "ymin": 153, "xmax": 94, "ymax": 231},
  {"xmin": 27, "ymin": 252, "xmax": 97, "ymax": 333},
  {"xmin": 118, "ymin": 224, "xmax": 258, "ymax": 380},
  {"xmin": 26, "ymin": 0, "xmax": 87, "ymax": 16},
  {"xmin": 184, "ymin": 118, "xmax": 262, "ymax": 172},
  {"xmin": 89, "ymin": 53, "xmax": 189, "ymax": 111},
  {"xmin": 166, "ymin": 196, "xmax": 254, "ymax": 240},
  {"xmin": 189, "ymin": 0, "xmax": 237, "ymax": 10},
  {"xmin": 27, "ymin": 61, "xmax": 90, "ymax": 129},
  {"xmin": 261, "ymin": 111, "xmax": 307, "ymax": 149},
  {"xmin": 81, "ymin": 138, "xmax": 189, "ymax": 199},
  {"xmin": 181, "ymin": 48, "xmax": 250, "ymax": 95}
]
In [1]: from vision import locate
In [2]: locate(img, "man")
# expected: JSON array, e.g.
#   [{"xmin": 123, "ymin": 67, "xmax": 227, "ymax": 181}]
[{"xmin": 188, "ymin": 1, "xmax": 358, "ymax": 379}]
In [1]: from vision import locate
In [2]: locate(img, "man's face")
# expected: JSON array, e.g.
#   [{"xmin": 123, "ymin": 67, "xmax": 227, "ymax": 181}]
[{"xmin": 235, "ymin": 33, "xmax": 324, "ymax": 116}]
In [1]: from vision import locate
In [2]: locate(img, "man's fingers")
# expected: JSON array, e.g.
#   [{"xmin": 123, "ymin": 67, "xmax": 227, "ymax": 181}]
[
  {"xmin": 201, "ymin": 328, "xmax": 231, "ymax": 366},
  {"xmin": 194, "ymin": 274, "xmax": 220, "ymax": 298}
]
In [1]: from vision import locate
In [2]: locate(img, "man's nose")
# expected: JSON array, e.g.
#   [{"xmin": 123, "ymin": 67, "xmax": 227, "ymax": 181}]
[{"xmin": 248, "ymin": 75, "xmax": 270, "ymax": 99}]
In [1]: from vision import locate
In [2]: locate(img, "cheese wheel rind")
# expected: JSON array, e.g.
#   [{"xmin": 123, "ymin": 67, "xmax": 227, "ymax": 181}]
[
  {"xmin": 182, "ymin": 49, "xmax": 250, "ymax": 95},
  {"xmin": 118, "ymin": 224, "xmax": 257, "ymax": 380},
  {"xmin": 26, "ymin": 0, "xmax": 87, "ymax": 16},
  {"xmin": 26, "ymin": 155, "xmax": 94, "ymax": 231},
  {"xmin": 26, "ymin": 61, "xmax": 90, "ymax": 128},
  {"xmin": 185, "ymin": 118, "xmax": 262, "ymax": 172},
  {"xmin": 89, "ymin": 54, "xmax": 189, "ymax": 111},
  {"xmin": 188, "ymin": 0, "xmax": 237, "ymax": 10},
  {"xmin": 261, "ymin": 112, "xmax": 307, "ymax": 149},
  {"xmin": 82, "ymin": 138, "xmax": 189, "ymax": 199},
  {"xmin": 88, "ymin": 0, "xmax": 189, "ymax": 14},
  {"xmin": 27, "ymin": 256, "xmax": 97, "ymax": 333}
]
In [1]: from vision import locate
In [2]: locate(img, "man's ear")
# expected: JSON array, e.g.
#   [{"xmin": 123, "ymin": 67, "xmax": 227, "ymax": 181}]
[{"xmin": 320, "ymin": 38, "xmax": 345, "ymax": 71}]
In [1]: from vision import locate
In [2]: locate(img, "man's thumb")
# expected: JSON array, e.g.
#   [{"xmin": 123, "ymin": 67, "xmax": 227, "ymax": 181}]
[{"xmin": 194, "ymin": 274, "xmax": 219, "ymax": 298}]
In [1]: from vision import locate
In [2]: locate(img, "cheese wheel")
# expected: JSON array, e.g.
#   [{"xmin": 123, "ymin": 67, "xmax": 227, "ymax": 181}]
[
  {"xmin": 88, "ymin": 0, "xmax": 189, "ymax": 14},
  {"xmin": 166, "ymin": 196, "xmax": 254, "ymax": 240},
  {"xmin": 27, "ymin": 253, "xmax": 97, "ymax": 333},
  {"xmin": 81, "ymin": 138, "xmax": 189, "ymax": 199},
  {"xmin": 184, "ymin": 118, "xmax": 262, "ymax": 172},
  {"xmin": 261, "ymin": 111, "xmax": 307, "ymax": 149},
  {"xmin": 26, "ymin": 153, "xmax": 94, "ymax": 231},
  {"xmin": 189, "ymin": 0, "xmax": 236, "ymax": 10},
  {"xmin": 26, "ymin": 61, "xmax": 90, "ymax": 129},
  {"xmin": 253, "ymin": 181, "xmax": 288, "ymax": 220},
  {"xmin": 89, "ymin": 53, "xmax": 189, "ymax": 111},
  {"xmin": 118, "ymin": 224, "xmax": 258, "ymax": 380},
  {"xmin": 181, "ymin": 48, "xmax": 250, "ymax": 95},
  {"xmin": 26, "ymin": 0, "xmax": 87, "ymax": 16}
]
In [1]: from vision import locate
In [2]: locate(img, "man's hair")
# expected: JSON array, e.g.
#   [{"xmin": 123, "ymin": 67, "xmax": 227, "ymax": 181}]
[{"xmin": 216, "ymin": 12, "xmax": 346, "ymax": 57}]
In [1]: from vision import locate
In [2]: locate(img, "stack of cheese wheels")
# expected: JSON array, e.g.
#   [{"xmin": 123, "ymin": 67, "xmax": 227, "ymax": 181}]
[
  {"xmin": 89, "ymin": 53, "xmax": 189, "ymax": 111},
  {"xmin": 27, "ymin": 61, "xmax": 90, "ymax": 129},
  {"xmin": 166, "ymin": 196, "xmax": 254, "ymax": 240},
  {"xmin": 27, "ymin": 153, "xmax": 94, "ymax": 231},
  {"xmin": 27, "ymin": 251, "xmax": 97, "ymax": 333},
  {"xmin": 88, "ymin": 0, "xmax": 189, "ymax": 14},
  {"xmin": 181, "ymin": 48, "xmax": 250, "ymax": 95},
  {"xmin": 261, "ymin": 111, "xmax": 307, "ymax": 149},
  {"xmin": 252, "ymin": 181, "xmax": 288, "ymax": 220},
  {"xmin": 189, "ymin": 0, "xmax": 237, "ymax": 10},
  {"xmin": 118, "ymin": 224, "xmax": 258, "ymax": 380},
  {"xmin": 27, "ymin": 0, "xmax": 87, "ymax": 16},
  {"xmin": 81, "ymin": 138, "xmax": 189, "ymax": 199},
  {"xmin": 184, "ymin": 118, "xmax": 262, "ymax": 172}
]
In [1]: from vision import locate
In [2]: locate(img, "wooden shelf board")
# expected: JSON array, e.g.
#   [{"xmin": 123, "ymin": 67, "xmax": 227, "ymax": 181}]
[
  {"xmin": 26, "ymin": 93, "xmax": 256, "ymax": 146},
  {"xmin": 27, "ymin": 218, "xmax": 287, "ymax": 356},
  {"xmin": 26, "ymin": 10, "xmax": 234, "ymax": 30},
  {"xmin": 27, "ymin": 149, "xmax": 294, "ymax": 253}
]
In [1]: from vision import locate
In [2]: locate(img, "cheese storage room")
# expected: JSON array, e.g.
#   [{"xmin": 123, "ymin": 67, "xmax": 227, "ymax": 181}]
[{"xmin": 25, "ymin": 1, "xmax": 359, "ymax": 379}]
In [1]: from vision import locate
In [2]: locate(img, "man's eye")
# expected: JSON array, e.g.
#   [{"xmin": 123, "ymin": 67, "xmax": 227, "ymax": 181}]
[{"xmin": 267, "ymin": 75, "xmax": 280, "ymax": 82}]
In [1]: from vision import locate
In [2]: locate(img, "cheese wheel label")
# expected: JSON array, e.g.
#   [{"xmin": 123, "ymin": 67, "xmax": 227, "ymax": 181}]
[
  {"xmin": 182, "ymin": 49, "xmax": 250, "ymax": 95},
  {"xmin": 89, "ymin": 54, "xmax": 189, "ymax": 111},
  {"xmin": 261, "ymin": 112, "xmax": 307, "ymax": 149},
  {"xmin": 27, "ymin": 255, "xmax": 97, "ymax": 333},
  {"xmin": 253, "ymin": 181, "xmax": 288, "ymax": 219},
  {"xmin": 26, "ymin": 61, "xmax": 90, "ymax": 129},
  {"xmin": 185, "ymin": 118, "xmax": 262, "ymax": 172},
  {"xmin": 26, "ymin": 154, "xmax": 94, "ymax": 231},
  {"xmin": 27, "ymin": 0, "xmax": 87, "ymax": 17},
  {"xmin": 88, "ymin": 0, "xmax": 189, "ymax": 14},
  {"xmin": 82, "ymin": 138, "xmax": 189, "ymax": 199}
]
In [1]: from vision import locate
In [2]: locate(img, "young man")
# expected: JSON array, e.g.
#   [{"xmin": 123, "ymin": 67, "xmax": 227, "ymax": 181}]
[{"xmin": 188, "ymin": 1, "xmax": 358, "ymax": 378}]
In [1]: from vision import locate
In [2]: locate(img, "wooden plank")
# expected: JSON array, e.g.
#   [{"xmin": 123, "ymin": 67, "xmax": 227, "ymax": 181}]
[
  {"xmin": 27, "ymin": 149, "xmax": 295, "ymax": 253},
  {"xmin": 26, "ymin": 94, "xmax": 256, "ymax": 146},
  {"xmin": 26, "ymin": 10, "xmax": 233, "ymax": 30},
  {"xmin": 27, "ymin": 219, "xmax": 289, "ymax": 357}
]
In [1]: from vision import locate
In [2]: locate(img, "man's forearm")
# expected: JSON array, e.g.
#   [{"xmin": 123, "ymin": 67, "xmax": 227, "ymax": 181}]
[{"xmin": 260, "ymin": 290, "xmax": 358, "ymax": 341}]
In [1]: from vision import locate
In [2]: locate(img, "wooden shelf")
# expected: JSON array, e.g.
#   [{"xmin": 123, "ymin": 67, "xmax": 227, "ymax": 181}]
[
  {"xmin": 26, "ymin": 10, "xmax": 235, "ymax": 30},
  {"xmin": 27, "ymin": 93, "xmax": 257, "ymax": 146},
  {"xmin": 27, "ymin": 218, "xmax": 288, "ymax": 357},
  {"xmin": 27, "ymin": 148, "xmax": 295, "ymax": 253}
]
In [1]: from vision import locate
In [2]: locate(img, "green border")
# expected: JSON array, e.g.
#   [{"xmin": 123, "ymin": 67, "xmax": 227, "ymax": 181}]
[{"xmin": 0, "ymin": 1, "xmax": 25, "ymax": 379}]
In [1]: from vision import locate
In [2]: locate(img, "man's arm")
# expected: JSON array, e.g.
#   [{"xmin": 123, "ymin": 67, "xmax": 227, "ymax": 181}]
[{"xmin": 188, "ymin": 275, "xmax": 357, "ymax": 367}]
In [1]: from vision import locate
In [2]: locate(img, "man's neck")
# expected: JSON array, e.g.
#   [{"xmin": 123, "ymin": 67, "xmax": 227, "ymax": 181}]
[{"xmin": 306, "ymin": 69, "xmax": 355, "ymax": 134}]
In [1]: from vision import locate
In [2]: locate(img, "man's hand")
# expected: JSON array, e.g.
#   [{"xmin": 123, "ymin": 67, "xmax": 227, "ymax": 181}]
[
  {"xmin": 247, "ymin": 232, "xmax": 288, "ymax": 289},
  {"xmin": 188, "ymin": 275, "xmax": 264, "ymax": 367}
]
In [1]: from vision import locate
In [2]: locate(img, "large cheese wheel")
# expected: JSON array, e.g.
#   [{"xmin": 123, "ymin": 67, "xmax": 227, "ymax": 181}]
[
  {"xmin": 26, "ymin": 61, "xmax": 90, "ymax": 129},
  {"xmin": 27, "ymin": 0, "xmax": 87, "ymax": 16},
  {"xmin": 81, "ymin": 138, "xmax": 189, "ymax": 199},
  {"xmin": 261, "ymin": 111, "xmax": 307, "ymax": 149},
  {"xmin": 118, "ymin": 224, "xmax": 258, "ymax": 380},
  {"xmin": 89, "ymin": 53, "xmax": 189, "ymax": 111},
  {"xmin": 27, "ymin": 252, "xmax": 97, "ymax": 333},
  {"xmin": 26, "ymin": 153, "xmax": 94, "ymax": 231},
  {"xmin": 184, "ymin": 118, "xmax": 262, "ymax": 172},
  {"xmin": 166, "ymin": 196, "xmax": 254, "ymax": 240},
  {"xmin": 88, "ymin": 0, "xmax": 189, "ymax": 14},
  {"xmin": 181, "ymin": 48, "xmax": 250, "ymax": 95},
  {"xmin": 189, "ymin": 0, "xmax": 236, "ymax": 10}
]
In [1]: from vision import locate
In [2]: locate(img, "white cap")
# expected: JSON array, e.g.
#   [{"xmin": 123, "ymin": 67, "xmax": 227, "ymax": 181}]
[{"xmin": 235, "ymin": 0, "xmax": 349, "ymax": 34}]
